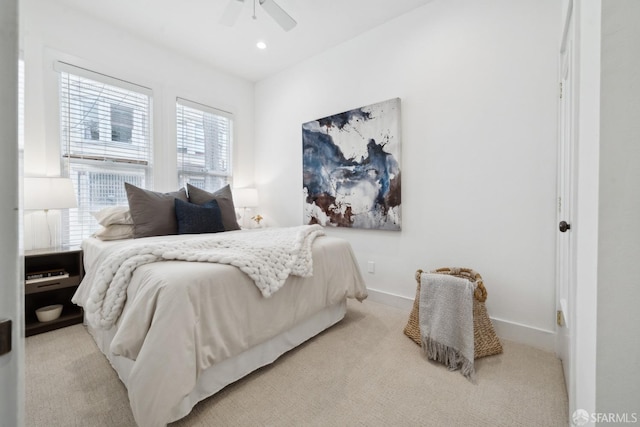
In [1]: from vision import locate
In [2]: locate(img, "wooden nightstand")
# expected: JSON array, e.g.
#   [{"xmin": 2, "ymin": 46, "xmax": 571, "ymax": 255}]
[{"xmin": 24, "ymin": 247, "xmax": 84, "ymax": 336}]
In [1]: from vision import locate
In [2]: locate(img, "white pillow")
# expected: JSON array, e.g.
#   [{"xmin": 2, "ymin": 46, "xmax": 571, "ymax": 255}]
[
  {"xmin": 91, "ymin": 206, "xmax": 133, "ymax": 226},
  {"xmin": 94, "ymin": 224, "xmax": 135, "ymax": 241}
]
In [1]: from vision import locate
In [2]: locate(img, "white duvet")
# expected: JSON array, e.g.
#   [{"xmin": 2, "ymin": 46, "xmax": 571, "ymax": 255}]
[
  {"xmin": 80, "ymin": 225, "xmax": 325, "ymax": 330},
  {"xmin": 72, "ymin": 227, "xmax": 367, "ymax": 427}
]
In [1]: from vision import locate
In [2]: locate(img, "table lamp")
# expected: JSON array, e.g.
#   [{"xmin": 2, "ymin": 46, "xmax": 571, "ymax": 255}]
[
  {"xmin": 24, "ymin": 177, "xmax": 78, "ymax": 248},
  {"xmin": 233, "ymin": 188, "xmax": 258, "ymax": 228}
]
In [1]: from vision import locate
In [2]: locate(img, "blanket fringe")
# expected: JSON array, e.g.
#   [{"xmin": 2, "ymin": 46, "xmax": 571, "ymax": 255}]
[{"xmin": 421, "ymin": 336, "xmax": 476, "ymax": 381}]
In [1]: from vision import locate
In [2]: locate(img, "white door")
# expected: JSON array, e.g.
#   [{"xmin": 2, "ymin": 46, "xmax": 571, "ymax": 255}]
[
  {"xmin": 0, "ymin": 0, "xmax": 24, "ymax": 425},
  {"xmin": 556, "ymin": 0, "xmax": 576, "ymax": 418}
]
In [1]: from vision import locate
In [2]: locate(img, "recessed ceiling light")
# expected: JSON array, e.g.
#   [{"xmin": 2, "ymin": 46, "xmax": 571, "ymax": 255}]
[{"xmin": 256, "ymin": 41, "xmax": 267, "ymax": 50}]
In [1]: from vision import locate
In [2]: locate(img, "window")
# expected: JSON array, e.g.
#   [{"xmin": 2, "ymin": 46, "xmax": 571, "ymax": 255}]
[
  {"xmin": 111, "ymin": 103, "xmax": 134, "ymax": 143},
  {"xmin": 176, "ymin": 98, "xmax": 232, "ymax": 191},
  {"xmin": 58, "ymin": 63, "xmax": 152, "ymax": 245},
  {"xmin": 81, "ymin": 100, "xmax": 100, "ymax": 140}
]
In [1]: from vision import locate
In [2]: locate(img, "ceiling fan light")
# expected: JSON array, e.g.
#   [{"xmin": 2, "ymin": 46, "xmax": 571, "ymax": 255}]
[{"xmin": 259, "ymin": 0, "xmax": 297, "ymax": 31}]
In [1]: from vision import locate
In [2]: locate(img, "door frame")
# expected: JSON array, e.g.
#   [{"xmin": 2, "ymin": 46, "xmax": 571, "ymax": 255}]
[
  {"xmin": 572, "ymin": 0, "xmax": 601, "ymax": 418},
  {"xmin": 557, "ymin": 0, "xmax": 602, "ymax": 421},
  {"xmin": 556, "ymin": 0, "xmax": 577, "ymax": 419},
  {"xmin": 0, "ymin": 0, "xmax": 24, "ymax": 425}
]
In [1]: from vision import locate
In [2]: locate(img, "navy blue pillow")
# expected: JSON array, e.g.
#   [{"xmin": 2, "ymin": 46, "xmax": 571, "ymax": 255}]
[{"xmin": 174, "ymin": 198, "xmax": 225, "ymax": 234}]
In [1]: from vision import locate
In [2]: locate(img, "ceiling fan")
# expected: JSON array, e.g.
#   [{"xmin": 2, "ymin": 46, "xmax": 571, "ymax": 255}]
[{"xmin": 221, "ymin": 0, "xmax": 297, "ymax": 32}]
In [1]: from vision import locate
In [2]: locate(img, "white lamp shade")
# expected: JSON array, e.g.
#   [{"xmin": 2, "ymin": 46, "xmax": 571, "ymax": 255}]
[
  {"xmin": 24, "ymin": 177, "xmax": 78, "ymax": 210},
  {"xmin": 233, "ymin": 188, "xmax": 259, "ymax": 208}
]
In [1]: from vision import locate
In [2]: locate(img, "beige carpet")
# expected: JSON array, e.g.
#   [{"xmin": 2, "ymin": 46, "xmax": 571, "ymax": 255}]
[{"xmin": 26, "ymin": 300, "xmax": 568, "ymax": 426}]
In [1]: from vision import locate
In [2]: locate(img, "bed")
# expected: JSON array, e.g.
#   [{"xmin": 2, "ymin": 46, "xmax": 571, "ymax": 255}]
[{"xmin": 72, "ymin": 225, "xmax": 367, "ymax": 427}]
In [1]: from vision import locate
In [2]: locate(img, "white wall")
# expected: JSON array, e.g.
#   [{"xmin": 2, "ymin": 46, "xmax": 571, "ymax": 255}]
[
  {"xmin": 255, "ymin": 0, "xmax": 560, "ymax": 348},
  {"xmin": 597, "ymin": 0, "xmax": 640, "ymax": 415}
]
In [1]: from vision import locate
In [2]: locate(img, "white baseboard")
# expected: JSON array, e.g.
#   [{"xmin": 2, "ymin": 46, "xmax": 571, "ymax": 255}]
[
  {"xmin": 366, "ymin": 287, "xmax": 415, "ymax": 311},
  {"xmin": 489, "ymin": 317, "xmax": 556, "ymax": 353},
  {"xmin": 366, "ymin": 288, "xmax": 557, "ymax": 353}
]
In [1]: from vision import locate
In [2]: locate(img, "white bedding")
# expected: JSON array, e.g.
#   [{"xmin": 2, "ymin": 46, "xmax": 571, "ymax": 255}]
[
  {"xmin": 80, "ymin": 225, "xmax": 326, "ymax": 329},
  {"xmin": 73, "ymin": 228, "xmax": 367, "ymax": 427}
]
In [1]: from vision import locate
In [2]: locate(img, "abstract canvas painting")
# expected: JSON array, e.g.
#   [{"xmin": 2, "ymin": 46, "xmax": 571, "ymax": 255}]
[{"xmin": 302, "ymin": 98, "xmax": 401, "ymax": 230}]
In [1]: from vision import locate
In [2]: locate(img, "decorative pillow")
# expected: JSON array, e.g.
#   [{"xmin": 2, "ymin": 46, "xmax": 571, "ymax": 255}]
[
  {"xmin": 94, "ymin": 224, "xmax": 135, "ymax": 241},
  {"xmin": 174, "ymin": 199, "xmax": 225, "ymax": 234},
  {"xmin": 91, "ymin": 206, "xmax": 133, "ymax": 226},
  {"xmin": 124, "ymin": 182, "xmax": 188, "ymax": 238},
  {"xmin": 186, "ymin": 183, "xmax": 241, "ymax": 231}
]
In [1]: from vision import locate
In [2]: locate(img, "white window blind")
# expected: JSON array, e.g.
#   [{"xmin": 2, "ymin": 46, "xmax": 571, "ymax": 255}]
[
  {"xmin": 59, "ymin": 63, "xmax": 152, "ymax": 245},
  {"xmin": 176, "ymin": 98, "xmax": 232, "ymax": 191}
]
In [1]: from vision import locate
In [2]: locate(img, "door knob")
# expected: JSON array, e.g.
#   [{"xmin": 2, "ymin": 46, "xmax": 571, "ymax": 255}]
[{"xmin": 559, "ymin": 221, "xmax": 571, "ymax": 233}]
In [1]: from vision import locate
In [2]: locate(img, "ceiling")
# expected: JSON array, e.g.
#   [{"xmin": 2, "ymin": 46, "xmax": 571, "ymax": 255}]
[{"xmin": 53, "ymin": 0, "xmax": 434, "ymax": 82}]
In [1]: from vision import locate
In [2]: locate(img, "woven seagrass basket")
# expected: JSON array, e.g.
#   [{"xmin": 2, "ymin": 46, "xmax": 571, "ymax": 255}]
[{"xmin": 403, "ymin": 267, "xmax": 503, "ymax": 359}]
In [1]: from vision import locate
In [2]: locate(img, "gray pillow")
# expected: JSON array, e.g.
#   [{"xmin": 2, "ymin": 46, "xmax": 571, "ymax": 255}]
[
  {"xmin": 125, "ymin": 182, "xmax": 188, "ymax": 238},
  {"xmin": 186, "ymin": 183, "xmax": 240, "ymax": 231}
]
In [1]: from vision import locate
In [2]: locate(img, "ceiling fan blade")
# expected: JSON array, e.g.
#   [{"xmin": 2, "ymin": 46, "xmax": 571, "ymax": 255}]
[
  {"xmin": 220, "ymin": 0, "xmax": 245, "ymax": 26},
  {"xmin": 259, "ymin": 0, "xmax": 297, "ymax": 31}
]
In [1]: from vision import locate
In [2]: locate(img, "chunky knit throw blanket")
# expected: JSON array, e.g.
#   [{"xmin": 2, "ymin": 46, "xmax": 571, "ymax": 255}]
[
  {"xmin": 84, "ymin": 225, "xmax": 325, "ymax": 330},
  {"xmin": 419, "ymin": 272, "xmax": 476, "ymax": 380}
]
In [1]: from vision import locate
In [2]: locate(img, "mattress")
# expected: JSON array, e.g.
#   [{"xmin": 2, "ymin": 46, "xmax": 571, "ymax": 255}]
[{"xmin": 74, "ymin": 229, "xmax": 367, "ymax": 426}]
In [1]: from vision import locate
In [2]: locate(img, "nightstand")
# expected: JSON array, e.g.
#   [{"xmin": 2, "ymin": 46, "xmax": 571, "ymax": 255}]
[{"xmin": 24, "ymin": 247, "xmax": 84, "ymax": 336}]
